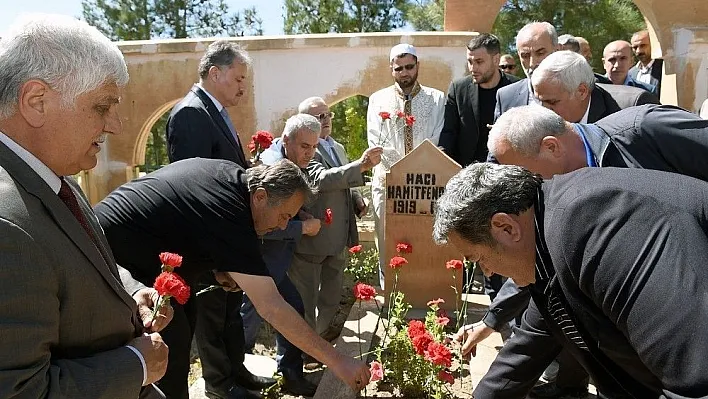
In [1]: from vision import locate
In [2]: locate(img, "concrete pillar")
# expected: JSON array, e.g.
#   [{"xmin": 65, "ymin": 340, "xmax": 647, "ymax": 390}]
[{"xmin": 444, "ymin": 0, "xmax": 505, "ymax": 32}]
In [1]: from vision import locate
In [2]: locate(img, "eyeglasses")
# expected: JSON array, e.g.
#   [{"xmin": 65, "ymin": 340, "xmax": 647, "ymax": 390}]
[
  {"xmin": 392, "ymin": 63, "xmax": 417, "ymax": 72},
  {"xmin": 500, "ymin": 64, "xmax": 516, "ymax": 70},
  {"xmin": 315, "ymin": 112, "xmax": 335, "ymax": 120}
]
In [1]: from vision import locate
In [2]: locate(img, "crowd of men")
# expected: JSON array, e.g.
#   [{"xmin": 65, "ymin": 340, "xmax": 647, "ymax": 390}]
[{"xmin": 2, "ymin": 10, "xmax": 708, "ymax": 399}]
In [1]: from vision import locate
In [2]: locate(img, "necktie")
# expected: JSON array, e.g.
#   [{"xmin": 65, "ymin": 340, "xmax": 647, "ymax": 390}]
[
  {"xmin": 220, "ymin": 108, "xmax": 241, "ymax": 145},
  {"xmin": 58, "ymin": 178, "xmax": 98, "ymax": 246}
]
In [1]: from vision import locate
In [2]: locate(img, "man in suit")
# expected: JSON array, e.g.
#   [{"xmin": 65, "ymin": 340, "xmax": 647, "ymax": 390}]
[
  {"xmin": 532, "ymin": 51, "xmax": 658, "ymax": 124},
  {"xmin": 603, "ymin": 40, "xmax": 658, "ymax": 95},
  {"xmin": 435, "ymin": 163, "xmax": 708, "ymax": 398},
  {"xmin": 292, "ymin": 97, "xmax": 378, "ymax": 346},
  {"xmin": 96, "ymin": 159, "xmax": 372, "ymax": 399},
  {"xmin": 629, "ymin": 30, "xmax": 663, "ymax": 96},
  {"xmin": 455, "ymin": 103, "xmax": 708, "ymax": 397},
  {"xmin": 439, "ymin": 33, "xmax": 520, "ymax": 167},
  {"xmin": 165, "ymin": 40, "xmax": 271, "ymax": 398},
  {"xmin": 494, "ymin": 22, "xmax": 559, "ymax": 121},
  {"xmin": 0, "ymin": 14, "xmax": 169, "ymax": 398}
]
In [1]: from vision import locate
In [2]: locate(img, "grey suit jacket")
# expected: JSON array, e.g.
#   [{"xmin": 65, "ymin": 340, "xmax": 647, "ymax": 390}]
[
  {"xmin": 296, "ymin": 141, "xmax": 364, "ymax": 257},
  {"xmin": 0, "ymin": 141, "xmax": 147, "ymax": 398},
  {"xmin": 494, "ymin": 78, "xmax": 531, "ymax": 121}
]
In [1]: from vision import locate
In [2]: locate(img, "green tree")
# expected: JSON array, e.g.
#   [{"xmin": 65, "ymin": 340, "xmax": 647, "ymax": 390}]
[
  {"xmin": 401, "ymin": 0, "xmax": 445, "ymax": 31},
  {"xmin": 331, "ymin": 96, "xmax": 370, "ymax": 158},
  {"xmin": 83, "ymin": 0, "xmax": 263, "ymax": 170}
]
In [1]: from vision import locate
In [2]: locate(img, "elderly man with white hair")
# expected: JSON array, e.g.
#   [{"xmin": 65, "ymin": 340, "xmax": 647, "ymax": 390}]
[
  {"xmin": 531, "ymin": 50, "xmax": 658, "ymax": 124},
  {"xmin": 0, "ymin": 14, "xmax": 170, "ymax": 398}
]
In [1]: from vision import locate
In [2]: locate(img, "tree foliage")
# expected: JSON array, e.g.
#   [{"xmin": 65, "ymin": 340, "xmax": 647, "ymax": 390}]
[
  {"xmin": 283, "ymin": 0, "xmax": 408, "ymax": 34},
  {"xmin": 400, "ymin": 0, "xmax": 445, "ymax": 31}
]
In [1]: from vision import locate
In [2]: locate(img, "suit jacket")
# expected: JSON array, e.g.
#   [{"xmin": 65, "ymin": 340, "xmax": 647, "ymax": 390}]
[
  {"xmin": 628, "ymin": 58, "xmax": 663, "ymax": 96},
  {"xmin": 439, "ymin": 71, "xmax": 519, "ymax": 166},
  {"xmin": 587, "ymin": 83, "xmax": 659, "ymax": 122},
  {"xmin": 0, "ymin": 141, "xmax": 147, "ymax": 398},
  {"xmin": 166, "ymin": 84, "xmax": 247, "ymax": 167},
  {"xmin": 296, "ymin": 141, "xmax": 364, "ymax": 256},
  {"xmin": 482, "ymin": 104, "xmax": 708, "ymax": 331},
  {"xmin": 494, "ymin": 78, "xmax": 531, "ymax": 121}
]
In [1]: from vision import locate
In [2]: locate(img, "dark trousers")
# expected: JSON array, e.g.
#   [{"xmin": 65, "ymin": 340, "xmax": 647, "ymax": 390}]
[
  {"xmin": 195, "ymin": 273, "xmax": 247, "ymax": 393},
  {"xmin": 241, "ymin": 275, "xmax": 305, "ymax": 375},
  {"xmin": 556, "ymin": 347, "xmax": 590, "ymax": 389},
  {"xmin": 155, "ymin": 296, "xmax": 197, "ymax": 399}
]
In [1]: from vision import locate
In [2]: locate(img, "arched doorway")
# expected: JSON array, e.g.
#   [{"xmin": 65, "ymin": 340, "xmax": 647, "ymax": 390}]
[{"xmin": 131, "ymin": 99, "xmax": 180, "ymax": 179}]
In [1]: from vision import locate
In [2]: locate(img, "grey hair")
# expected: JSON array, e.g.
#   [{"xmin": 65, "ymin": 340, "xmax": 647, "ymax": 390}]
[
  {"xmin": 198, "ymin": 40, "xmax": 252, "ymax": 79},
  {"xmin": 282, "ymin": 113, "xmax": 321, "ymax": 139},
  {"xmin": 488, "ymin": 104, "xmax": 567, "ymax": 157},
  {"xmin": 516, "ymin": 21, "xmax": 559, "ymax": 48},
  {"xmin": 433, "ymin": 163, "xmax": 542, "ymax": 245},
  {"xmin": 558, "ymin": 34, "xmax": 580, "ymax": 53},
  {"xmin": 0, "ymin": 14, "xmax": 129, "ymax": 119},
  {"xmin": 531, "ymin": 50, "xmax": 595, "ymax": 95},
  {"xmin": 245, "ymin": 159, "xmax": 317, "ymax": 206},
  {"xmin": 297, "ymin": 96, "xmax": 326, "ymax": 114}
]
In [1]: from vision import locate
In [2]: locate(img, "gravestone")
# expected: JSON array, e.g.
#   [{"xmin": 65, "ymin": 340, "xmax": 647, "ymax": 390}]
[{"xmin": 383, "ymin": 139, "xmax": 463, "ymax": 311}]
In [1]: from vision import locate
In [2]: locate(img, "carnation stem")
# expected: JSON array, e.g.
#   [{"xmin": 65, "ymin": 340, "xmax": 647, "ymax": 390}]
[
  {"xmin": 150, "ymin": 294, "xmax": 169, "ymax": 326},
  {"xmin": 379, "ymin": 270, "xmax": 400, "ymax": 358}
]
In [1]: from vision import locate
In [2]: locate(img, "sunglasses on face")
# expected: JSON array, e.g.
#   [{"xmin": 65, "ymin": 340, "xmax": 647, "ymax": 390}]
[
  {"xmin": 500, "ymin": 64, "xmax": 516, "ymax": 70},
  {"xmin": 316, "ymin": 112, "xmax": 335, "ymax": 120},
  {"xmin": 393, "ymin": 63, "xmax": 417, "ymax": 72}
]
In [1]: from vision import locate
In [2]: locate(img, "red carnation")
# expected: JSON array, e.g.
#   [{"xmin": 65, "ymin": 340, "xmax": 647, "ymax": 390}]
[
  {"xmin": 253, "ymin": 130, "xmax": 274, "ymax": 150},
  {"xmin": 349, "ymin": 245, "xmax": 363, "ymax": 254},
  {"xmin": 438, "ymin": 370, "xmax": 455, "ymax": 384},
  {"xmin": 324, "ymin": 208, "xmax": 333, "ymax": 225},
  {"xmin": 436, "ymin": 316, "xmax": 450, "ymax": 327},
  {"xmin": 369, "ymin": 360, "xmax": 384, "ymax": 382},
  {"xmin": 446, "ymin": 259, "xmax": 463, "ymax": 270},
  {"xmin": 396, "ymin": 110, "xmax": 405, "ymax": 118},
  {"xmin": 427, "ymin": 298, "xmax": 445, "ymax": 307},
  {"xmin": 159, "ymin": 252, "xmax": 183, "ymax": 270},
  {"xmin": 405, "ymin": 114, "xmax": 416, "ymax": 127},
  {"xmin": 395, "ymin": 242, "xmax": 412, "ymax": 254},
  {"xmin": 353, "ymin": 282, "xmax": 377, "ymax": 301},
  {"xmin": 425, "ymin": 341, "xmax": 452, "ymax": 367},
  {"xmin": 247, "ymin": 142, "xmax": 256, "ymax": 152},
  {"xmin": 389, "ymin": 256, "xmax": 408, "ymax": 269},
  {"xmin": 378, "ymin": 111, "xmax": 391, "ymax": 120},
  {"xmin": 412, "ymin": 331, "xmax": 434, "ymax": 355},
  {"xmin": 407, "ymin": 319, "xmax": 426, "ymax": 340},
  {"xmin": 154, "ymin": 271, "xmax": 191, "ymax": 305}
]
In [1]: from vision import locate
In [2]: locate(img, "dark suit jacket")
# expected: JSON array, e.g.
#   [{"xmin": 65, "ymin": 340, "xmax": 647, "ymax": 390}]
[
  {"xmin": 166, "ymin": 84, "xmax": 247, "ymax": 167},
  {"xmin": 439, "ymin": 71, "xmax": 519, "ymax": 166},
  {"xmin": 587, "ymin": 83, "xmax": 659, "ymax": 122},
  {"xmin": 629, "ymin": 58, "xmax": 663, "ymax": 96},
  {"xmin": 494, "ymin": 78, "xmax": 531, "ymax": 121},
  {"xmin": 0, "ymin": 141, "xmax": 149, "ymax": 398},
  {"xmin": 475, "ymin": 168, "xmax": 708, "ymax": 398}
]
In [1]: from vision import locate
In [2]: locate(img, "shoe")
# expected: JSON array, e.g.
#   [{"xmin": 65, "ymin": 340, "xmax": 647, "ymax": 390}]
[
  {"xmin": 233, "ymin": 366, "xmax": 277, "ymax": 391},
  {"xmin": 302, "ymin": 354, "xmax": 323, "ymax": 370},
  {"xmin": 283, "ymin": 374, "xmax": 318, "ymax": 396},
  {"xmin": 529, "ymin": 382, "xmax": 588, "ymax": 398}
]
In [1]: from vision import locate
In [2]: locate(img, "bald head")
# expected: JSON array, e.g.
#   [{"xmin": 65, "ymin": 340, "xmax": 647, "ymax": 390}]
[
  {"xmin": 575, "ymin": 37, "xmax": 592, "ymax": 61},
  {"xmin": 515, "ymin": 22, "xmax": 558, "ymax": 78},
  {"xmin": 603, "ymin": 40, "xmax": 633, "ymax": 85}
]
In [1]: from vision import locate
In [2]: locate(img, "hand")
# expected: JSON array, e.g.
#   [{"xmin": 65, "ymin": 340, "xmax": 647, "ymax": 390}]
[
  {"xmin": 302, "ymin": 218, "xmax": 322, "ymax": 236},
  {"xmin": 298, "ymin": 210, "xmax": 314, "ymax": 220},
  {"xmin": 355, "ymin": 197, "xmax": 368, "ymax": 217},
  {"xmin": 451, "ymin": 321, "xmax": 494, "ymax": 358},
  {"xmin": 213, "ymin": 271, "xmax": 242, "ymax": 292},
  {"xmin": 328, "ymin": 353, "xmax": 371, "ymax": 392},
  {"xmin": 359, "ymin": 146, "xmax": 383, "ymax": 172},
  {"xmin": 128, "ymin": 333, "xmax": 169, "ymax": 385},
  {"xmin": 134, "ymin": 288, "xmax": 174, "ymax": 333}
]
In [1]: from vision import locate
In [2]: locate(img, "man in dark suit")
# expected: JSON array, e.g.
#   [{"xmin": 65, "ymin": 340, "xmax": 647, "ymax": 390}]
[
  {"xmin": 532, "ymin": 50, "xmax": 658, "ymax": 124},
  {"xmin": 629, "ymin": 30, "xmax": 663, "ymax": 97},
  {"xmin": 165, "ymin": 40, "xmax": 272, "ymax": 398},
  {"xmin": 439, "ymin": 33, "xmax": 519, "ymax": 167},
  {"xmin": 0, "ymin": 14, "xmax": 169, "ymax": 398},
  {"xmin": 435, "ymin": 163, "xmax": 708, "ymax": 398},
  {"xmin": 494, "ymin": 22, "xmax": 559, "ymax": 121},
  {"xmin": 603, "ymin": 40, "xmax": 658, "ymax": 95}
]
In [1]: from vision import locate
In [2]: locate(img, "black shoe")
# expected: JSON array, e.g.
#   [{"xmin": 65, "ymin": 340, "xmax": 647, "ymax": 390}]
[
  {"xmin": 283, "ymin": 374, "xmax": 318, "ymax": 396},
  {"xmin": 233, "ymin": 366, "xmax": 277, "ymax": 391},
  {"xmin": 529, "ymin": 382, "xmax": 588, "ymax": 398}
]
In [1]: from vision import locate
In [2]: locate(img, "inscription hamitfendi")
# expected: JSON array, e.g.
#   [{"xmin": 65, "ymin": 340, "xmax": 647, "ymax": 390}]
[{"xmin": 386, "ymin": 173, "xmax": 445, "ymax": 215}]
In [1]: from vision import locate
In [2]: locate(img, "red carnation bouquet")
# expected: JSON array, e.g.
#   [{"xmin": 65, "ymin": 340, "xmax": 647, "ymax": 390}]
[
  {"xmin": 151, "ymin": 252, "xmax": 190, "ymax": 322},
  {"xmin": 248, "ymin": 130, "xmax": 274, "ymax": 164}
]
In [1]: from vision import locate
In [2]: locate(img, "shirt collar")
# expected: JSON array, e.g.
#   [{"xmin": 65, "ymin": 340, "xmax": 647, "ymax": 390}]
[
  {"xmin": 197, "ymin": 82, "xmax": 224, "ymax": 112},
  {"xmin": 319, "ymin": 136, "xmax": 335, "ymax": 146},
  {"xmin": 580, "ymin": 96, "xmax": 591, "ymax": 124},
  {"xmin": 0, "ymin": 130, "xmax": 62, "ymax": 194},
  {"xmin": 571, "ymin": 124, "xmax": 599, "ymax": 167},
  {"xmin": 635, "ymin": 59, "xmax": 654, "ymax": 73}
]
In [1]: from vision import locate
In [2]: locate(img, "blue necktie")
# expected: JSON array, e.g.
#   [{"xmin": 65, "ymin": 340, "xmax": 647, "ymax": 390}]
[{"xmin": 220, "ymin": 108, "xmax": 241, "ymax": 145}]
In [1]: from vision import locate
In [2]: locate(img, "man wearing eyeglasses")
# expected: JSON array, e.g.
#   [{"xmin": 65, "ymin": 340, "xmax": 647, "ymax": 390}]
[{"xmin": 366, "ymin": 43, "xmax": 445, "ymax": 287}]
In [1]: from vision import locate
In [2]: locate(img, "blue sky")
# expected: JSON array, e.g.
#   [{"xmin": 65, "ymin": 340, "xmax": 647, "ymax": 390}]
[{"xmin": 0, "ymin": 0, "xmax": 285, "ymax": 36}]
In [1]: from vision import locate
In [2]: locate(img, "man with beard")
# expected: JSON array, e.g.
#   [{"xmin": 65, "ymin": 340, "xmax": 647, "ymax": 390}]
[
  {"xmin": 439, "ymin": 34, "xmax": 520, "ymax": 167},
  {"xmin": 366, "ymin": 43, "xmax": 445, "ymax": 287},
  {"xmin": 495, "ymin": 22, "xmax": 559, "ymax": 120},
  {"xmin": 629, "ymin": 30, "xmax": 663, "ymax": 96}
]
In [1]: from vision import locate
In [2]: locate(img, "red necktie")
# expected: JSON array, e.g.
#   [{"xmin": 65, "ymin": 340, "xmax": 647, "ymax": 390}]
[{"xmin": 58, "ymin": 178, "xmax": 97, "ymax": 245}]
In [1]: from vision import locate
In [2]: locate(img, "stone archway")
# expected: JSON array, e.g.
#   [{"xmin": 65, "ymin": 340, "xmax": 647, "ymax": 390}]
[
  {"xmin": 442, "ymin": 0, "xmax": 708, "ymax": 110},
  {"xmin": 133, "ymin": 98, "xmax": 180, "ymax": 168}
]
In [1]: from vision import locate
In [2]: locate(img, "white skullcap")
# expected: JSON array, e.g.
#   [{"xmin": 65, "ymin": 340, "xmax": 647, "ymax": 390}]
[{"xmin": 390, "ymin": 43, "xmax": 417, "ymax": 61}]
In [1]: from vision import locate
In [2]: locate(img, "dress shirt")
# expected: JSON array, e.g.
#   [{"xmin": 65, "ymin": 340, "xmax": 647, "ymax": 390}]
[
  {"xmin": 634, "ymin": 60, "xmax": 655, "ymax": 85},
  {"xmin": 319, "ymin": 136, "xmax": 340, "ymax": 166},
  {"xmin": 196, "ymin": 82, "xmax": 224, "ymax": 112},
  {"xmin": 580, "ymin": 97, "xmax": 591, "ymax": 124}
]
